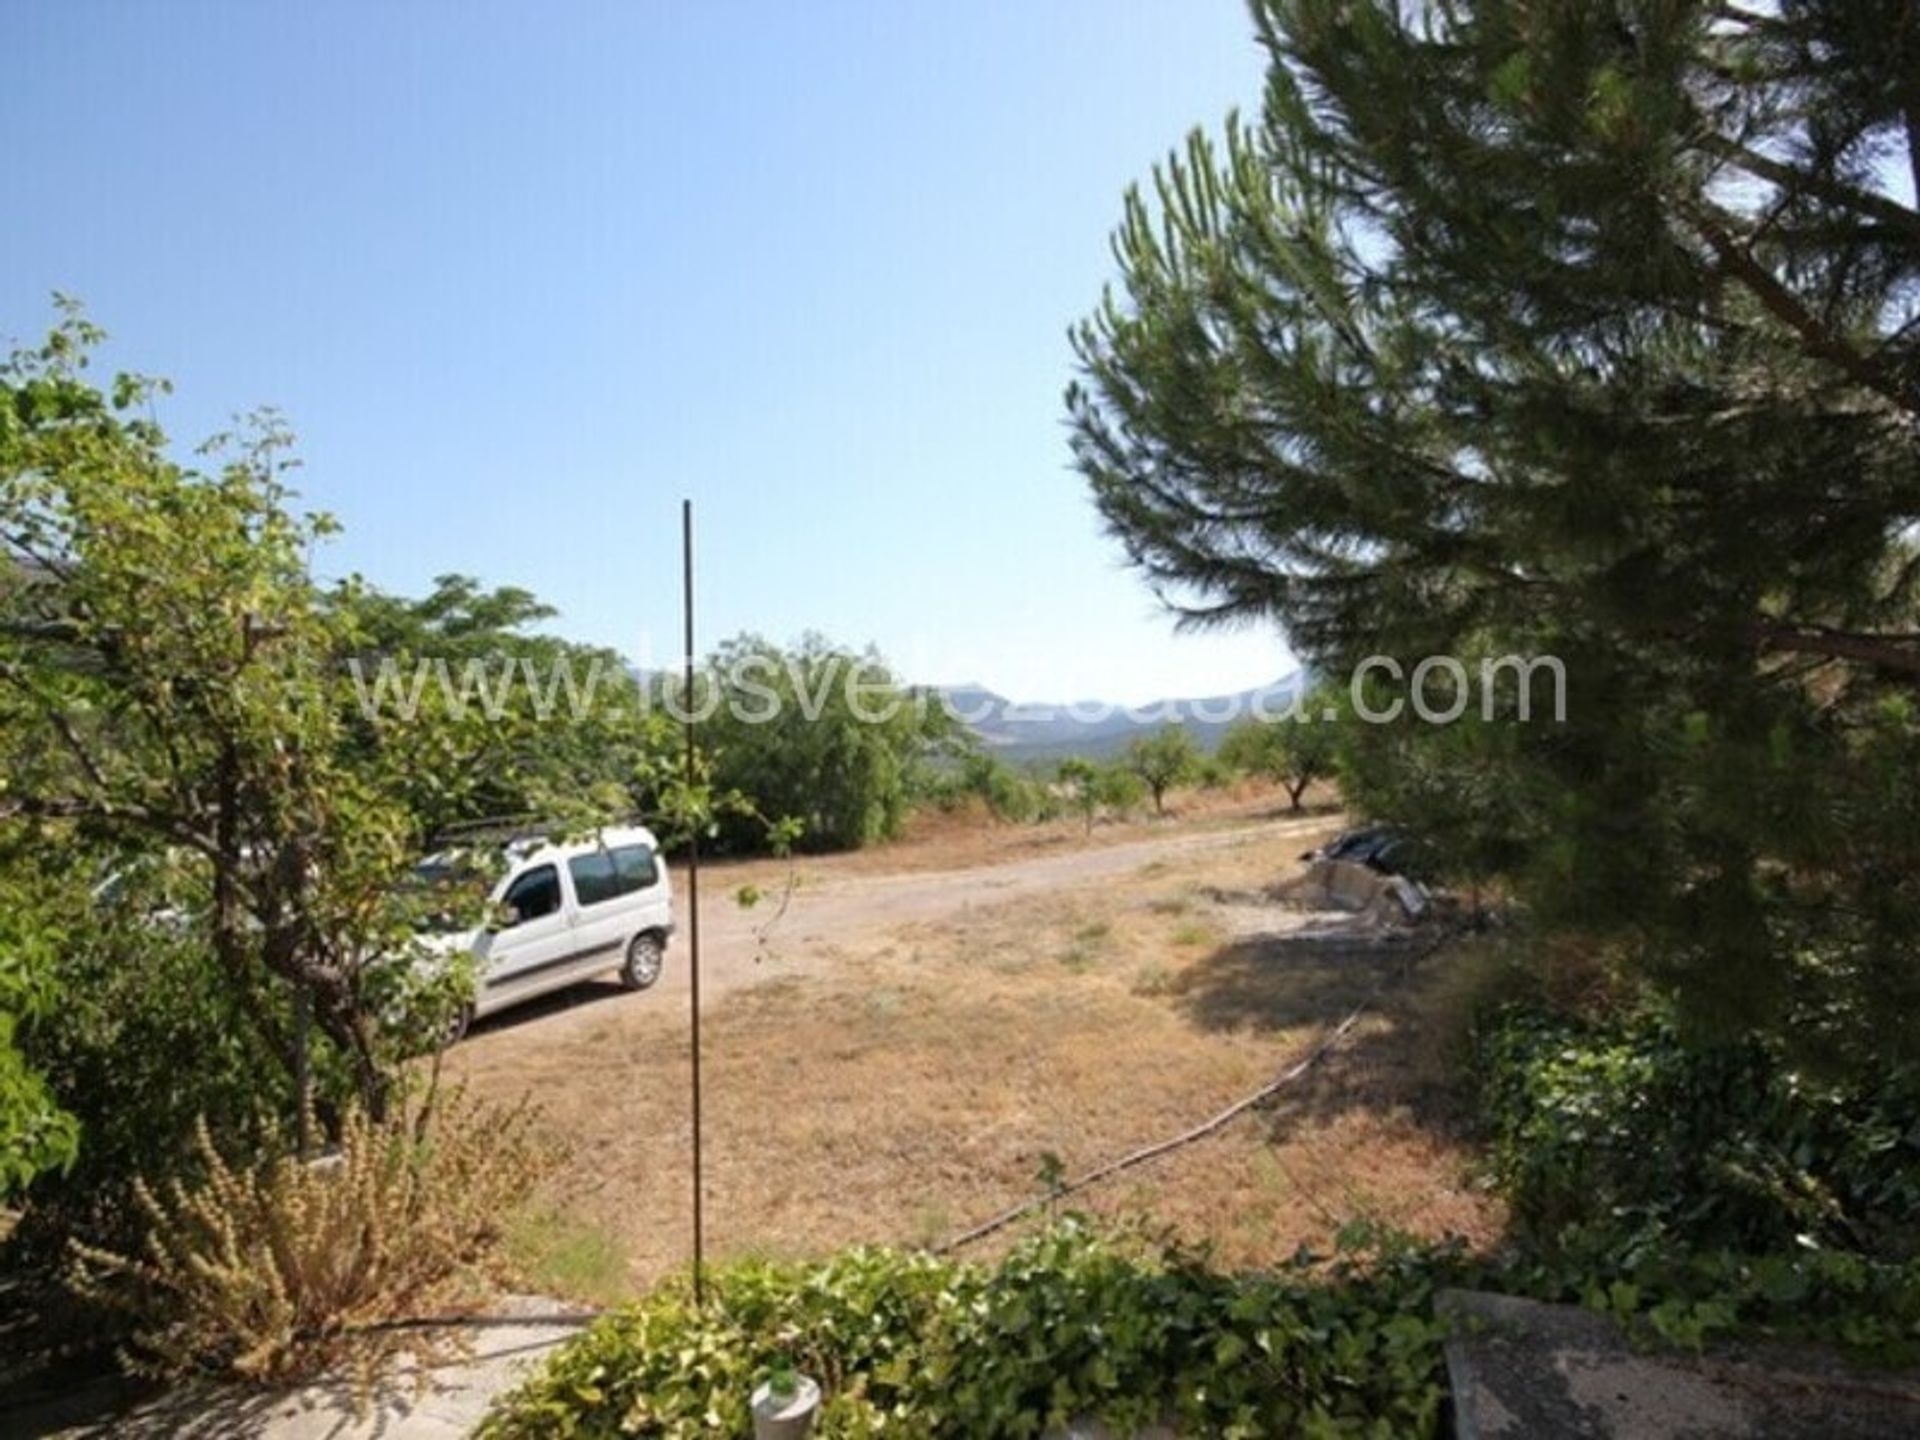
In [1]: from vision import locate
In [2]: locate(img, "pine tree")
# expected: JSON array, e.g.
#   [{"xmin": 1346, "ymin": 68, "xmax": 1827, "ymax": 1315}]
[{"xmin": 1069, "ymin": 0, "xmax": 1920, "ymax": 1064}]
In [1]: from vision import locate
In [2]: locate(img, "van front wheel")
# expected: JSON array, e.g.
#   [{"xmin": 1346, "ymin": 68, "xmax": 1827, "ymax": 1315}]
[
  {"xmin": 621, "ymin": 931, "xmax": 664, "ymax": 991},
  {"xmin": 443, "ymin": 1003, "xmax": 474, "ymax": 1048}
]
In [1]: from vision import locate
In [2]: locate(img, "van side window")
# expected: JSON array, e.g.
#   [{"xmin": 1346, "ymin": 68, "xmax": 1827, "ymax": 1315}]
[
  {"xmin": 504, "ymin": 864, "xmax": 561, "ymax": 922},
  {"xmin": 567, "ymin": 851, "xmax": 620, "ymax": 907},
  {"xmin": 569, "ymin": 846, "xmax": 658, "ymax": 906},
  {"xmin": 611, "ymin": 845, "xmax": 659, "ymax": 892}
]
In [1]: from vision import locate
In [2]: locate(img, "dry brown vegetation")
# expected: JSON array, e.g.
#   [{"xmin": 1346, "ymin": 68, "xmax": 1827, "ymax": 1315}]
[
  {"xmin": 451, "ymin": 793, "xmax": 1502, "ymax": 1297},
  {"xmin": 67, "ymin": 1090, "xmax": 559, "ymax": 1385}
]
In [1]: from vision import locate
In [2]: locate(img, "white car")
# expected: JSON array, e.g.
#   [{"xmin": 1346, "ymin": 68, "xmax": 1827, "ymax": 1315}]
[{"xmin": 428, "ymin": 826, "xmax": 673, "ymax": 1039}]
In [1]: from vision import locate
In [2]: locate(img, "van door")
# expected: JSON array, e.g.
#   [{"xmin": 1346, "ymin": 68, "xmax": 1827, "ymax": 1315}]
[
  {"xmin": 563, "ymin": 848, "xmax": 637, "ymax": 973},
  {"xmin": 476, "ymin": 862, "xmax": 575, "ymax": 1003}
]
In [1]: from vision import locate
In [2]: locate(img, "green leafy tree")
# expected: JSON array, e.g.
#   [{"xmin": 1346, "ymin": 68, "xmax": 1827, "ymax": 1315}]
[
  {"xmin": 1217, "ymin": 692, "xmax": 1339, "ymax": 810},
  {"xmin": 0, "ymin": 860, "xmax": 79, "ymax": 1201},
  {"xmin": 694, "ymin": 633, "xmax": 959, "ymax": 852},
  {"xmin": 1124, "ymin": 725, "xmax": 1199, "ymax": 816},
  {"xmin": 1056, "ymin": 757, "xmax": 1145, "ymax": 835},
  {"xmin": 1068, "ymin": 1, "xmax": 1920, "ymax": 1062},
  {"xmin": 330, "ymin": 572, "xmax": 676, "ymax": 841},
  {"xmin": 0, "ymin": 310, "xmax": 456, "ymax": 1118}
]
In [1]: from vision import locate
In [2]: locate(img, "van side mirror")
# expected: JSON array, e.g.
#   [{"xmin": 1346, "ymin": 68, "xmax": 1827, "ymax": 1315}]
[{"xmin": 486, "ymin": 901, "xmax": 519, "ymax": 933}]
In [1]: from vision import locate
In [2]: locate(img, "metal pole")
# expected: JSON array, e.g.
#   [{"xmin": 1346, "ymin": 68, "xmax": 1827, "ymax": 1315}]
[{"xmin": 681, "ymin": 498, "xmax": 705, "ymax": 1308}]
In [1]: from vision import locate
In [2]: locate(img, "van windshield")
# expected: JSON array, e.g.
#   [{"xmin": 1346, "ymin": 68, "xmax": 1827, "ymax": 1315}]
[{"xmin": 403, "ymin": 850, "xmax": 507, "ymax": 933}]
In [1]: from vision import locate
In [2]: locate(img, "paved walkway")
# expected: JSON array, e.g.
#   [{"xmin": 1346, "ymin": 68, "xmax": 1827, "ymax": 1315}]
[{"xmin": 22, "ymin": 1299, "xmax": 587, "ymax": 1440}]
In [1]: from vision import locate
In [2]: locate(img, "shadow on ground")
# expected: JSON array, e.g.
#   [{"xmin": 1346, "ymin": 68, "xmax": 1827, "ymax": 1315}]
[
  {"xmin": 1169, "ymin": 921, "xmax": 1477, "ymax": 1138},
  {"xmin": 463, "ymin": 977, "xmax": 629, "ymax": 1041},
  {"xmin": 1169, "ymin": 933, "xmax": 1401, "ymax": 1037}
]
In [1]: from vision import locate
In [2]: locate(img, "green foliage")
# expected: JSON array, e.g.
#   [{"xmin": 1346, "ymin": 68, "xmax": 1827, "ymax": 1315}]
[
  {"xmin": 1479, "ymin": 1005, "xmax": 1920, "ymax": 1262},
  {"xmin": 1191, "ymin": 752, "xmax": 1236, "ymax": 790},
  {"xmin": 1068, "ymin": 1, "xmax": 1920, "ymax": 1065},
  {"xmin": 947, "ymin": 751, "xmax": 1060, "ymax": 825},
  {"xmin": 1474, "ymin": 1003, "xmax": 1920, "ymax": 1362},
  {"xmin": 695, "ymin": 634, "xmax": 958, "ymax": 853},
  {"xmin": 1095, "ymin": 763, "xmax": 1147, "ymax": 815},
  {"xmin": 1122, "ymin": 725, "xmax": 1198, "ymax": 815},
  {"xmin": 1055, "ymin": 757, "xmax": 1143, "ymax": 835},
  {"xmin": 0, "ymin": 862, "xmax": 78, "ymax": 1200},
  {"xmin": 1331, "ymin": 673, "xmax": 1539, "ymax": 896},
  {"xmin": 15, "ymin": 860, "xmax": 281, "ymax": 1251},
  {"xmin": 0, "ymin": 309, "xmax": 451, "ymax": 1124},
  {"xmin": 331, "ymin": 572, "xmax": 677, "ymax": 842},
  {"xmin": 1218, "ymin": 691, "xmax": 1339, "ymax": 809},
  {"xmin": 481, "ymin": 1219, "xmax": 1459, "ymax": 1439}
]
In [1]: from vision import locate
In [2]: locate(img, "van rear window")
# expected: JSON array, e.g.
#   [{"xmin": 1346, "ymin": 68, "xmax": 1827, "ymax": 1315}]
[
  {"xmin": 569, "ymin": 845, "xmax": 659, "ymax": 906},
  {"xmin": 612, "ymin": 845, "xmax": 659, "ymax": 891}
]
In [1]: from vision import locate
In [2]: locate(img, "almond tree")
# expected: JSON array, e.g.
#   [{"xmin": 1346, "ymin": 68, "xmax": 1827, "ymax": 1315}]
[
  {"xmin": 1125, "ymin": 724, "xmax": 1200, "ymax": 816},
  {"xmin": 1218, "ymin": 687, "xmax": 1339, "ymax": 810}
]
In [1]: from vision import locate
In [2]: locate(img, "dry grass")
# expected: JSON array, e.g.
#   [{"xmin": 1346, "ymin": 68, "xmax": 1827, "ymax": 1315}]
[{"xmin": 451, "ymin": 806, "xmax": 1501, "ymax": 1297}]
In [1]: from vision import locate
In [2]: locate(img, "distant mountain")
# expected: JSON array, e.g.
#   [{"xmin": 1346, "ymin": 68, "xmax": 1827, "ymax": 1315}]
[{"xmin": 936, "ymin": 673, "xmax": 1307, "ymax": 764}]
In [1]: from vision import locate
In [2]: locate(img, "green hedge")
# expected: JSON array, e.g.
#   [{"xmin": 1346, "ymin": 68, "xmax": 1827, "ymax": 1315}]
[
  {"xmin": 1477, "ymin": 1005, "xmax": 1920, "ymax": 1260},
  {"xmin": 480, "ymin": 1221, "xmax": 1459, "ymax": 1439},
  {"xmin": 1475, "ymin": 1003, "xmax": 1920, "ymax": 1359}
]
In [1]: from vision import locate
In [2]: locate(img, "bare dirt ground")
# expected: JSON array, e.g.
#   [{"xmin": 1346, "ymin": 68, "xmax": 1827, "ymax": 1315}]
[{"xmin": 446, "ymin": 788, "xmax": 1502, "ymax": 1293}]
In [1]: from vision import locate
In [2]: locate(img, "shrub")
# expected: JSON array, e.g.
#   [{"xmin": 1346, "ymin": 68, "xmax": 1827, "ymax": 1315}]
[
  {"xmin": 0, "ymin": 869, "xmax": 79, "ymax": 1203},
  {"xmin": 68, "ymin": 1088, "xmax": 560, "ymax": 1384},
  {"xmin": 1477, "ymin": 1005, "xmax": 1920, "ymax": 1260},
  {"xmin": 1473, "ymin": 1003, "xmax": 1920, "ymax": 1360},
  {"xmin": 1192, "ymin": 754, "xmax": 1237, "ymax": 790},
  {"xmin": 18, "ymin": 908, "xmax": 282, "ymax": 1258},
  {"xmin": 929, "ymin": 752, "xmax": 1060, "ymax": 826},
  {"xmin": 481, "ymin": 1219, "xmax": 1459, "ymax": 1439}
]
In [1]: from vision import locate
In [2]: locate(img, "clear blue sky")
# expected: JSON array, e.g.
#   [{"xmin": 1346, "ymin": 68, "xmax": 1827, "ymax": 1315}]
[{"xmin": 4, "ymin": 1, "xmax": 1290, "ymax": 705}]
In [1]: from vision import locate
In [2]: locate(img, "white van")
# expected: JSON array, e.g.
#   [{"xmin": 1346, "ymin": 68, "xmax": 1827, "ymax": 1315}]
[{"xmin": 428, "ymin": 826, "xmax": 673, "ymax": 1039}]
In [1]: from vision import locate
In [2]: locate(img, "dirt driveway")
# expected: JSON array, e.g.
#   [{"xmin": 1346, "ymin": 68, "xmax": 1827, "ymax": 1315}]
[
  {"xmin": 447, "ymin": 801, "xmax": 1500, "ymax": 1293},
  {"xmin": 558, "ymin": 810, "xmax": 1335, "ymax": 1019}
]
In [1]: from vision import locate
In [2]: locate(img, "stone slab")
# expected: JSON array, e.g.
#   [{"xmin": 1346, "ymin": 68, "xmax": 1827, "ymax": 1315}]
[{"xmin": 1440, "ymin": 1288, "xmax": 1920, "ymax": 1439}]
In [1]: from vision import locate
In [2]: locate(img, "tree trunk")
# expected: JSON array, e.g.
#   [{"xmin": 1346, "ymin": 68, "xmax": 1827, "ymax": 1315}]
[{"xmin": 306, "ymin": 968, "xmax": 390, "ymax": 1122}]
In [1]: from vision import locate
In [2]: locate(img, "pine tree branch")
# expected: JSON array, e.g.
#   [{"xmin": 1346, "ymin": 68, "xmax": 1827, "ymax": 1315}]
[
  {"xmin": 1701, "ymin": 135, "xmax": 1920, "ymax": 241},
  {"xmin": 1686, "ymin": 201, "xmax": 1916, "ymax": 416},
  {"xmin": 1746, "ymin": 621, "xmax": 1920, "ymax": 676}
]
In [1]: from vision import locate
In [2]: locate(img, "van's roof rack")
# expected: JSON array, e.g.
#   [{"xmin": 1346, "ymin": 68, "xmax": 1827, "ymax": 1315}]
[
  {"xmin": 429, "ymin": 813, "xmax": 550, "ymax": 849},
  {"xmin": 427, "ymin": 813, "xmax": 646, "ymax": 851}
]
